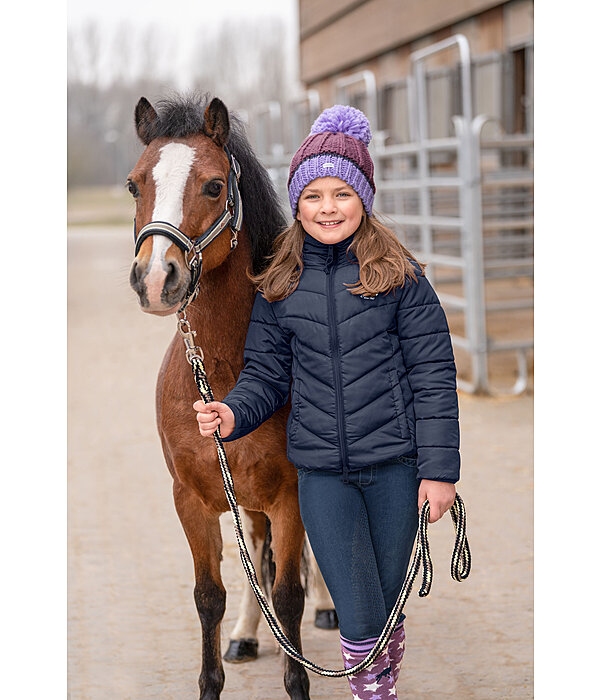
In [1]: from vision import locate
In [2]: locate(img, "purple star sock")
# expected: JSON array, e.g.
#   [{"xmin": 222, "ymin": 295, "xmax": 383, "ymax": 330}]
[
  {"xmin": 340, "ymin": 633, "xmax": 397, "ymax": 699},
  {"xmin": 387, "ymin": 622, "xmax": 406, "ymax": 684}
]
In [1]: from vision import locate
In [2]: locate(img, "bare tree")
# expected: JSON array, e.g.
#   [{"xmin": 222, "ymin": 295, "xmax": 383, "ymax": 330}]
[
  {"xmin": 189, "ymin": 17, "xmax": 290, "ymax": 109},
  {"xmin": 68, "ymin": 17, "xmax": 294, "ymax": 187}
]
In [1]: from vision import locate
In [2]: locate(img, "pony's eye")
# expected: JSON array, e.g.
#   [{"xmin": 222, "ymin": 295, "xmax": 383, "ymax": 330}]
[
  {"xmin": 127, "ymin": 180, "xmax": 139, "ymax": 198},
  {"xmin": 205, "ymin": 180, "xmax": 224, "ymax": 198}
]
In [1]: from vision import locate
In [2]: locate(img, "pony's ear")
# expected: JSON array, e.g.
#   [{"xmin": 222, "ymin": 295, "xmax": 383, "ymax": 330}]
[
  {"xmin": 135, "ymin": 97, "xmax": 159, "ymax": 145},
  {"xmin": 204, "ymin": 98, "xmax": 230, "ymax": 148}
]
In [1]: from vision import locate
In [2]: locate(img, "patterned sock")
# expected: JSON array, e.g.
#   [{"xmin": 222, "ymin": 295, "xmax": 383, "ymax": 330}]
[
  {"xmin": 340, "ymin": 633, "xmax": 397, "ymax": 700},
  {"xmin": 387, "ymin": 622, "xmax": 406, "ymax": 684}
]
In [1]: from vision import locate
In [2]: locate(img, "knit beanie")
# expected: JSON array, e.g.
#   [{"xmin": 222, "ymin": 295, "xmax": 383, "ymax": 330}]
[{"xmin": 287, "ymin": 105, "xmax": 376, "ymax": 218}]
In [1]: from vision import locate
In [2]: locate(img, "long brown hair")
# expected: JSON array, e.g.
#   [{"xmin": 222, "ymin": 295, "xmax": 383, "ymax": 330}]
[{"xmin": 247, "ymin": 214, "xmax": 425, "ymax": 302}]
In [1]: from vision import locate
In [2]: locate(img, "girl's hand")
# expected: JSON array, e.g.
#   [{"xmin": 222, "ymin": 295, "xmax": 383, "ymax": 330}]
[
  {"xmin": 418, "ymin": 479, "xmax": 456, "ymax": 523},
  {"xmin": 193, "ymin": 400, "xmax": 235, "ymax": 438}
]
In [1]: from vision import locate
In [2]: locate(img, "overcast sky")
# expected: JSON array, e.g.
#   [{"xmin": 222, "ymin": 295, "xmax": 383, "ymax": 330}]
[
  {"xmin": 68, "ymin": 0, "xmax": 296, "ymax": 28},
  {"xmin": 67, "ymin": 0, "xmax": 299, "ymax": 88}
]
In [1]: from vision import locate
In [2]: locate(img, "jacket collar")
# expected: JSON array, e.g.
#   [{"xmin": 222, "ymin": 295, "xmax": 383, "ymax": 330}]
[{"xmin": 302, "ymin": 230, "xmax": 358, "ymax": 267}]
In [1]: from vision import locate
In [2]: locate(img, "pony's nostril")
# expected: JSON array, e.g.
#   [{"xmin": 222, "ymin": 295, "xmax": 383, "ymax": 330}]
[
  {"xmin": 164, "ymin": 262, "xmax": 180, "ymax": 291},
  {"xmin": 130, "ymin": 261, "xmax": 141, "ymax": 289},
  {"xmin": 130, "ymin": 259, "xmax": 148, "ymax": 295}
]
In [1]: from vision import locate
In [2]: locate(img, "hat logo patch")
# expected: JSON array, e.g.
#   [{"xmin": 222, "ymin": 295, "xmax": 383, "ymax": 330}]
[{"xmin": 322, "ymin": 163, "xmax": 334, "ymax": 169}]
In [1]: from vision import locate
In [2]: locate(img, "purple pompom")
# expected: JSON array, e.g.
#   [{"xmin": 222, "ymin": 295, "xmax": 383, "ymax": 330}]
[{"xmin": 310, "ymin": 105, "xmax": 372, "ymax": 146}]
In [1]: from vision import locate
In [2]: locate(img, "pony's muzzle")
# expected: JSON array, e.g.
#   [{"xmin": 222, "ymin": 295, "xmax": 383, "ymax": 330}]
[{"xmin": 129, "ymin": 254, "xmax": 189, "ymax": 314}]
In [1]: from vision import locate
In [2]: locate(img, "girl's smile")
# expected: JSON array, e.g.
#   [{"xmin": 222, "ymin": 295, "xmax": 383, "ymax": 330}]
[{"xmin": 296, "ymin": 177, "xmax": 364, "ymax": 244}]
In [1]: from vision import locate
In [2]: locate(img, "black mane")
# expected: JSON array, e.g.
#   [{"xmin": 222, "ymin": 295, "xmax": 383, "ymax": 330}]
[{"xmin": 147, "ymin": 92, "xmax": 288, "ymax": 275}]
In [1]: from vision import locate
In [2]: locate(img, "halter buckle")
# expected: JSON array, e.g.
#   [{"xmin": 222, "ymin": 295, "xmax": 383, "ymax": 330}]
[{"xmin": 185, "ymin": 246, "xmax": 201, "ymax": 271}]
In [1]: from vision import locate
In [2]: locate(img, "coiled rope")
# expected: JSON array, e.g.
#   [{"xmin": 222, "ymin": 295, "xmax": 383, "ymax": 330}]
[{"xmin": 187, "ymin": 344, "xmax": 471, "ymax": 677}]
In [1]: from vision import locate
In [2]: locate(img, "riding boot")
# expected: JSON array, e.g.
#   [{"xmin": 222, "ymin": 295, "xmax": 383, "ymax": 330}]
[
  {"xmin": 340, "ymin": 633, "xmax": 397, "ymax": 699},
  {"xmin": 387, "ymin": 622, "xmax": 406, "ymax": 684}
]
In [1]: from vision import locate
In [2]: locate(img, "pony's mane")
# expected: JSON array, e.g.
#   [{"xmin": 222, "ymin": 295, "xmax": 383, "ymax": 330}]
[{"xmin": 148, "ymin": 92, "xmax": 288, "ymax": 276}]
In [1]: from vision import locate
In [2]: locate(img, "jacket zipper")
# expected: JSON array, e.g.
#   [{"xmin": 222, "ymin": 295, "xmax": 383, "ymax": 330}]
[{"xmin": 325, "ymin": 246, "xmax": 350, "ymax": 482}]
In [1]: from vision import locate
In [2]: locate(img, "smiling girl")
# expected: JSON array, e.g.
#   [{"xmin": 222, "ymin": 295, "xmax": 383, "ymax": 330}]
[{"xmin": 194, "ymin": 105, "xmax": 460, "ymax": 698}]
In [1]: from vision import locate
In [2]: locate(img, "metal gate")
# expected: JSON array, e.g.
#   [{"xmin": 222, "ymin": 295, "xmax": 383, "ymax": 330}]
[{"xmin": 247, "ymin": 34, "xmax": 533, "ymax": 396}]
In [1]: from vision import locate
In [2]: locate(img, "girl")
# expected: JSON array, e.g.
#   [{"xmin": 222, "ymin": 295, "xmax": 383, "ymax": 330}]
[{"xmin": 194, "ymin": 105, "xmax": 459, "ymax": 698}]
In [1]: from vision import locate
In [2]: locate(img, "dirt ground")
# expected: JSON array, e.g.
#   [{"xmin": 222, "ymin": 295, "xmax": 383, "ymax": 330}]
[{"xmin": 68, "ymin": 224, "xmax": 533, "ymax": 699}]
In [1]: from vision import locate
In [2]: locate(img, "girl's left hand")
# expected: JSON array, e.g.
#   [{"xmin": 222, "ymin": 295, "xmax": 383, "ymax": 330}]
[{"xmin": 418, "ymin": 479, "xmax": 456, "ymax": 523}]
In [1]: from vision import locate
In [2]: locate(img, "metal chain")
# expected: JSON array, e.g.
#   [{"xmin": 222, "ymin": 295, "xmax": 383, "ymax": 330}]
[{"xmin": 182, "ymin": 325, "xmax": 471, "ymax": 677}]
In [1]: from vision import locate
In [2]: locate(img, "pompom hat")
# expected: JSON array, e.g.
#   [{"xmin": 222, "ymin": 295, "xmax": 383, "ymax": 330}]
[{"xmin": 287, "ymin": 105, "xmax": 376, "ymax": 217}]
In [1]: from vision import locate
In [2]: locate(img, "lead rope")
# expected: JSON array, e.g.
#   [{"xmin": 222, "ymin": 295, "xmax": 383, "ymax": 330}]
[{"xmin": 179, "ymin": 313, "xmax": 471, "ymax": 677}]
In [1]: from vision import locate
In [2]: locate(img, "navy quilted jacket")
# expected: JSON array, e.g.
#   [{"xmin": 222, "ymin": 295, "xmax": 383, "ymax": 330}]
[{"xmin": 222, "ymin": 231, "xmax": 460, "ymax": 483}]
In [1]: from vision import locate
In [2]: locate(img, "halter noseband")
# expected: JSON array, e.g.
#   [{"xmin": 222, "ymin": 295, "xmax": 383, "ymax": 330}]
[{"xmin": 133, "ymin": 145, "xmax": 243, "ymax": 312}]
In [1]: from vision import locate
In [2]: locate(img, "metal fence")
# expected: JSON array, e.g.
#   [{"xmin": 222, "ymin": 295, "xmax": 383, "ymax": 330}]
[{"xmin": 246, "ymin": 34, "xmax": 533, "ymax": 396}]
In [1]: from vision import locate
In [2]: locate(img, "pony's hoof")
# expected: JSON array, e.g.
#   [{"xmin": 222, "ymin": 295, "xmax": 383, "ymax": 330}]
[
  {"xmin": 314, "ymin": 609, "xmax": 338, "ymax": 629},
  {"xmin": 223, "ymin": 637, "xmax": 259, "ymax": 663}
]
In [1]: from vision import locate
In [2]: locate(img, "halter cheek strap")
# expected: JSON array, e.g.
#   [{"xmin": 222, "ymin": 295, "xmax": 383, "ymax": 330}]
[{"xmin": 133, "ymin": 145, "xmax": 243, "ymax": 311}]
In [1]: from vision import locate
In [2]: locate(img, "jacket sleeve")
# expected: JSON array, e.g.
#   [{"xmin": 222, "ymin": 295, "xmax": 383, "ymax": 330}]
[
  {"xmin": 220, "ymin": 292, "xmax": 293, "ymax": 442},
  {"xmin": 397, "ymin": 267, "xmax": 460, "ymax": 483}
]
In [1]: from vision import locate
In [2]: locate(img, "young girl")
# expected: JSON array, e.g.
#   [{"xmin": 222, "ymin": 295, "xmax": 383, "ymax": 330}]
[{"xmin": 194, "ymin": 105, "xmax": 459, "ymax": 698}]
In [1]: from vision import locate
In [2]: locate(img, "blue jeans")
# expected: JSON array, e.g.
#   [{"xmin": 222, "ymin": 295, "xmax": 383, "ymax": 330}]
[{"xmin": 297, "ymin": 456, "xmax": 419, "ymax": 641}]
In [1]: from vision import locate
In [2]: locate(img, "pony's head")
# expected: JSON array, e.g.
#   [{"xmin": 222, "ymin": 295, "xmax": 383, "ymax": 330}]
[{"xmin": 128, "ymin": 95, "xmax": 245, "ymax": 315}]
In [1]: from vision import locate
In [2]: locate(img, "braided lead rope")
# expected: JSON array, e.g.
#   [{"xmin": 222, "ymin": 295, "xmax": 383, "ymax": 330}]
[{"xmin": 189, "ymin": 352, "xmax": 471, "ymax": 677}]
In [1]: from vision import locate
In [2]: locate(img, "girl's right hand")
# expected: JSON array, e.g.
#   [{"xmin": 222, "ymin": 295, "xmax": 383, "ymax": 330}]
[{"xmin": 193, "ymin": 400, "xmax": 235, "ymax": 438}]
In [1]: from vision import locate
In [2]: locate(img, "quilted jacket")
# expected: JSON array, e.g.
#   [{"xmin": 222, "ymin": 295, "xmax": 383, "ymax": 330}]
[{"xmin": 222, "ymin": 231, "xmax": 460, "ymax": 483}]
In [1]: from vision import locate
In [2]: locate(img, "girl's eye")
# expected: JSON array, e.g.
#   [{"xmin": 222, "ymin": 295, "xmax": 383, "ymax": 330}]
[
  {"xmin": 127, "ymin": 180, "xmax": 139, "ymax": 198},
  {"xmin": 205, "ymin": 181, "xmax": 224, "ymax": 198}
]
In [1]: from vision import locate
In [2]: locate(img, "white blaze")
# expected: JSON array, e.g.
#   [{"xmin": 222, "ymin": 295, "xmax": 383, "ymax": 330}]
[
  {"xmin": 145, "ymin": 143, "xmax": 195, "ymax": 304},
  {"xmin": 152, "ymin": 142, "xmax": 195, "ymax": 225}
]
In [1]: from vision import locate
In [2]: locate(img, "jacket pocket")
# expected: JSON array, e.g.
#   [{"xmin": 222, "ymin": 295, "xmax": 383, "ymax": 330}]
[
  {"xmin": 290, "ymin": 377, "xmax": 301, "ymax": 441},
  {"xmin": 387, "ymin": 368, "xmax": 410, "ymax": 440}
]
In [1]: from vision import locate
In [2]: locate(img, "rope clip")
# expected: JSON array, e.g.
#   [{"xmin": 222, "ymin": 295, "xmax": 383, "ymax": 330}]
[{"xmin": 177, "ymin": 312, "xmax": 204, "ymax": 365}]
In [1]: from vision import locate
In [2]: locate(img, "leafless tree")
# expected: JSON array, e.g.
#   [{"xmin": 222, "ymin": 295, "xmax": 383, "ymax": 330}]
[{"xmin": 68, "ymin": 17, "xmax": 295, "ymax": 187}]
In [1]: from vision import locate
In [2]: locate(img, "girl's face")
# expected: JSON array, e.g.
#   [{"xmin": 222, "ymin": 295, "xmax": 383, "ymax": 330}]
[{"xmin": 296, "ymin": 177, "xmax": 364, "ymax": 245}]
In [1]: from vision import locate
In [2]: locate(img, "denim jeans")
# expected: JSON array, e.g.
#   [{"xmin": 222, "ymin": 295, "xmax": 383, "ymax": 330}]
[{"xmin": 297, "ymin": 456, "xmax": 419, "ymax": 642}]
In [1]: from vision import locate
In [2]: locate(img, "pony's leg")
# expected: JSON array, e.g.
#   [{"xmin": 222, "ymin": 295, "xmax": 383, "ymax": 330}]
[
  {"xmin": 173, "ymin": 481, "xmax": 226, "ymax": 700},
  {"xmin": 268, "ymin": 492, "xmax": 311, "ymax": 700},
  {"xmin": 224, "ymin": 508, "xmax": 264, "ymax": 663},
  {"xmin": 306, "ymin": 538, "xmax": 338, "ymax": 630}
]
